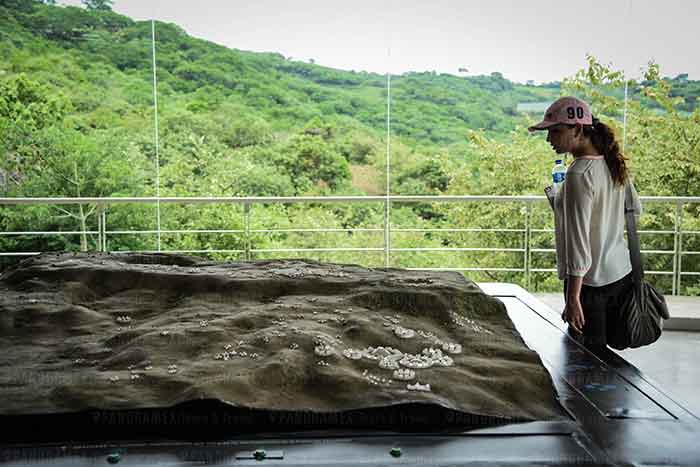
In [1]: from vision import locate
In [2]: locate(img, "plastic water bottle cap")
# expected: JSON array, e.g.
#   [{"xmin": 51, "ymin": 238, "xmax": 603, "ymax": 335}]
[{"xmin": 555, "ymin": 160, "xmax": 562, "ymax": 164}]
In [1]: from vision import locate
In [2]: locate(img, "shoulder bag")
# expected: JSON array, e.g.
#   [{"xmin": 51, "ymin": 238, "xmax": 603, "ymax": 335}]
[{"xmin": 606, "ymin": 182, "xmax": 670, "ymax": 350}]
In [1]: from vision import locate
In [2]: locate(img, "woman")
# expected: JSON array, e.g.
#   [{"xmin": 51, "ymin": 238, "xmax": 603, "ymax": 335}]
[{"xmin": 529, "ymin": 96, "xmax": 641, "ymax": 354}]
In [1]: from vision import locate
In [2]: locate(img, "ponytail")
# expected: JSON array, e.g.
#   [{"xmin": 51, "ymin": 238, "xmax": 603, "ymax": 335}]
[{"xmin": 583, "ymin": 116, "xmax": 629, "ymax": 186}]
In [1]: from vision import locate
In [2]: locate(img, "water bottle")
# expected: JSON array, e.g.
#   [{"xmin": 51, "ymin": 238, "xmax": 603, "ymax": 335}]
[{"xmin": 551, "ymin": 159, "xmax": 566, "ymax": 196}]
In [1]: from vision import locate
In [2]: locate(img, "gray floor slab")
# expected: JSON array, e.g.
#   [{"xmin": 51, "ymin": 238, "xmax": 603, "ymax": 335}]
[
  {"xmin": 532, "ymin": 292, "xmax": 700, "ymax": 418},
  {"xmin": 616, "ymin": 331, "xmax": 700, "ymax": 418}
]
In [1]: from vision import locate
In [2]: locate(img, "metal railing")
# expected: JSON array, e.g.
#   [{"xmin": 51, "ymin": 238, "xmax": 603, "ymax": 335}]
[{"xmin": 1, "ymin": 195, "xmax": 699, "ymax": 295}]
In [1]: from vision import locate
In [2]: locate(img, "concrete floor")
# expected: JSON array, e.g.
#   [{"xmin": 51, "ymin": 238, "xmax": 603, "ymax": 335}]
[
  {"xmin": 533, "ymin": 292, "xmax": 700, "ymax": 418},
  {"xmin": 616, "ymin": 331, "xmax": 700, "ymax": 418}
]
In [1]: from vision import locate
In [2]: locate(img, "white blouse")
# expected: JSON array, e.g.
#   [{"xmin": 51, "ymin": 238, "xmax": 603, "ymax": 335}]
[{"xmin": 552, "ymin": 156, "xmax": 642, "ymax": 287}]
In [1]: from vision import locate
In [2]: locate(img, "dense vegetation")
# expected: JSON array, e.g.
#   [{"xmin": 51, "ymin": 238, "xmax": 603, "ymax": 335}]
[{"xmin": 1, "ymin": 0, "xmax": 699, "ymax": 294}]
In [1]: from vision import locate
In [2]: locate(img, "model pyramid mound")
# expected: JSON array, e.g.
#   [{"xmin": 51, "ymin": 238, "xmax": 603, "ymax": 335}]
[{"xmin": 0, "ymin": 252, "xmax": 566, "ymax": 423}]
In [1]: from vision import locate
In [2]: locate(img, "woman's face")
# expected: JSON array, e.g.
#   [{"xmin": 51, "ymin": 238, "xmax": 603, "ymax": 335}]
[{"xmin": 546, "ymin": 124, "xmax": 578, "ymax": 154}]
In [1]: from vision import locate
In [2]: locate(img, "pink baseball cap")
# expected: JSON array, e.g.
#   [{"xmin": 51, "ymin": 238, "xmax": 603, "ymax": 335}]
[{"xmin": 528, "ymin": 96, "xmax": 593, "ymax": 132}]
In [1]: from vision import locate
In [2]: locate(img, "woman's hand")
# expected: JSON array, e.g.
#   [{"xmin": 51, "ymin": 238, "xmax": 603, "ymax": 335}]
[{"xmin": 561, "ymin": 297, "xmax": 585, "ymax": 334}]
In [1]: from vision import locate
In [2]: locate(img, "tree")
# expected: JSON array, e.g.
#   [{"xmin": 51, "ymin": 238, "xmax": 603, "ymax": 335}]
[
  {"xmin": 1, "ymin": 75, "xmax": 148, "ymax": 252},
  {"xmin": 82, "ymin": 0, "xmax": 113, "ymax": 11},
  {"xmin": 0, "ymin": 74, "xmax": 69, "ymax": 130},
  {"xmin": 25, "ymin": 5, "xmax": 102, "ymax": 41},
  {"xmin": 0, "ymin": 0, "xmax": 37, "ymax": 11},
  {"xmin": 0, "ymin": 74, "xmax": 70, "ymax": 190}
]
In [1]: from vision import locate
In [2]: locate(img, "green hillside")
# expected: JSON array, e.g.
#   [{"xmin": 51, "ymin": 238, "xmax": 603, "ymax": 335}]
[{"xmin": 0, "ymin": 0, "xmax": 563, "ymax": 144}]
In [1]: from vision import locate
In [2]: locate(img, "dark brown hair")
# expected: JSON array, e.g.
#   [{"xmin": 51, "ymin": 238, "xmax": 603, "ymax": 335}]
[{"xmin": 582, "ymin": 116, "xmax": 629, "ymax": 186}]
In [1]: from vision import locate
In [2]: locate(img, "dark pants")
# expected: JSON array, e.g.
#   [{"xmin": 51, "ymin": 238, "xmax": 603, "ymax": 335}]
[{"xmin": 563, "ymin": 271, "xmax": 634, "ymax": 352}]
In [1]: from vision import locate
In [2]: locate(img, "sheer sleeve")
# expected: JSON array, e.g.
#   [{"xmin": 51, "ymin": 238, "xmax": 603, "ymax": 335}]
[{"xmin": 563, "ymin": 170, "xmax": 594, "ymax": 277}]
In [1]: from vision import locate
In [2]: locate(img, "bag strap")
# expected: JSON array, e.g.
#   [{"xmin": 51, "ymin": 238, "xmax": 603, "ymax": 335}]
[{"xmin": 624, "ymin": 181, "xmax": 644, "ymax": 285}]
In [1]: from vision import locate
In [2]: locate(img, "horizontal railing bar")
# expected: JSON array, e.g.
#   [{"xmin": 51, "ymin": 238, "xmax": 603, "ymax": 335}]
[
  {"xmin": 527, "ymin": 248, "xmax": 677, "ymax": 255},
  {"xmin": 406, "ymin": 267, "xmax": 525, "ymax": 272},
  {"xmin": 103, "ymin": 229, "xmax": 379, "ymax": 234},
  {"xmin": 0, "ymin": 195, "xmax": 538, "ymax": 205},
  {"xmin": 1, "ymin": 227, "xmax": 689, "ymax": 240},
  {"xmin": 252, "ymin": 248, "xmax": 384, "ymax": 253},
  {"xmin": 111, "ymin": 229, "xmax": 247, "ymax": 234},
  {"xmin": 640, "ymin": 198, "xmax": 700, "ymax": 203},
  {"xmin": 392, "ymin": 247, "xmax": 524, "ymax": 252},
  {"xmin": 251, "ymin": 228, "xmax": 382, "ymax": 233},
  {"xmin": 106, "ymin": 228, "xmax": 530, "ymax": 234},
  {"xmin": 2, "ymin": 229, "xmax": 691, "ymax": 243},
  {"xmin": 104, "ymin": 230, "xmax": 245, "ymax": 235},
  {"xmin": 0, "ymin": 252, "xmax": 42, "ymax": 256},
  {"xmin": 2, "ymin": 195, "xmax": 699, "ymax": 205},
  {"xmin": 0, "ymin": 247, "xmax": 693, "ymax": 257},
  {"xmin": 529, "ymin": 248, "xmax": 677, "ymax": 255},
  {"xmin": 101, "ymin": 231, "xmax": 233, "ymax": 235},
  {"xmin": 530, "ymin": 229, "xmax": 680, "ymax": 235},
  {"xmin": 0, "ymin": 246, "xmax": 684, "ymax": 257},
  {"xmin": 393, "ymin": 228, "xmax": 526, "ymax": 233},
  {"xmin": 108, "ymin": 228, "xmax": 530, "ymax": 234},
  {"xmin": 111, "ymin": 250, "xmax": 245, "ymax": 254},
  {"xmin": 0, "ymin": 231, "xmax": 98, "ymax": 236},
  {"xmin": 636, "ymin": 230, "xmax": 678, "ymax": 235},
  {"xmin": 105, "ymin": 229, "xmax": 449, "ymax": 235},
  {"xmin": 105, "ymin": 230, "xmax": 245, "ymax": 235},
  {"xmin": 108, "ymin": 229, "xmax": 382, "ymax": 235}
]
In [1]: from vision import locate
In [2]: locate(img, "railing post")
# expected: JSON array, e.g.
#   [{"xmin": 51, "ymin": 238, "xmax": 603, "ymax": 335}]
[
  {"xmin": 102, "ymin": 206, "xmax": 107, "ymax": 252},
  {"xmin": 673, "ymin": 201, "xmax": 683, "ymax": 296},
  {"xmin": 524, "ymin": 202, "xmax": 532, "ymax": 291},
  {"xmin": 97, "ymin": 203, "xmax": 105, "ymax": 252},
  {"xmin": 244, "ymin": 202, "xmax": 251, "ymax": 261},
  {"xmin": 384, "ymin": 197, "xmax": 390, "ymax": 268}
]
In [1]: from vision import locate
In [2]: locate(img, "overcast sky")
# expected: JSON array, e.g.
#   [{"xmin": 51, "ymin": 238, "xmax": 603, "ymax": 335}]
[{"xmin": 60, "ymin": 0, "xmax": 698, "ymax": 83}]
